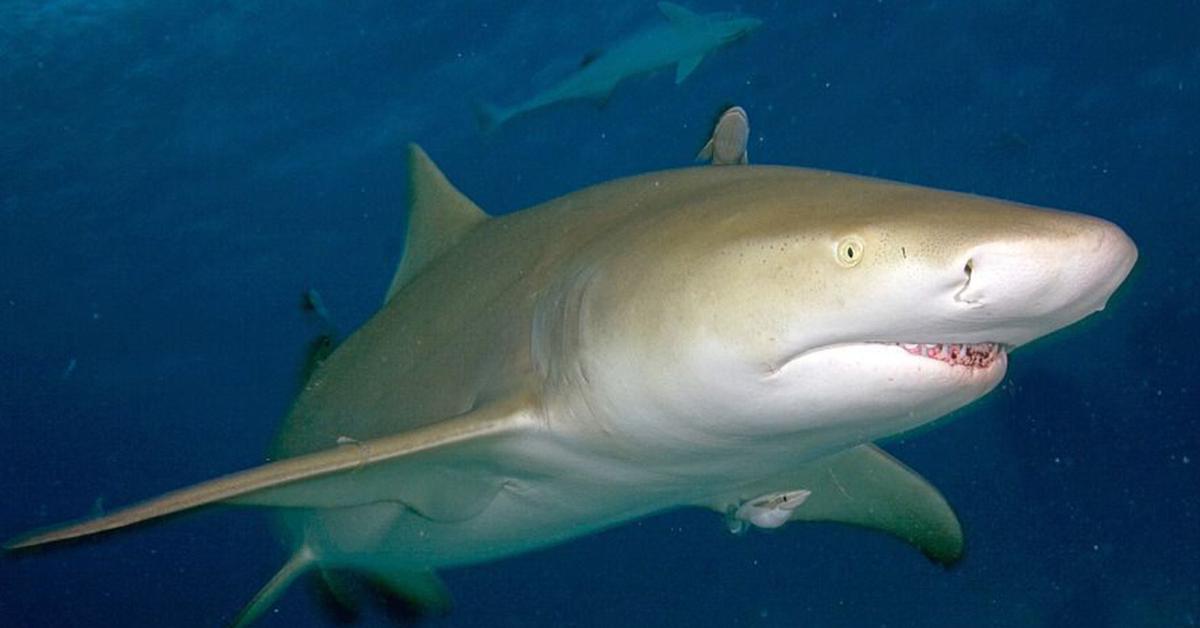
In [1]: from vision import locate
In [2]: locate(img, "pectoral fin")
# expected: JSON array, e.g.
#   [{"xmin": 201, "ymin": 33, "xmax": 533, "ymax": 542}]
[
  {"xmin": 675, "ymin": 55, "xmax": 704, "ymax": 84},
  {"xmin": 707, "ymin": 444, "xmax": 964, "ymax": 565},
  {"xmin": 4, "ymin": 395, "xmax": 538, "ymax": 550},
  {"xmin": 236, "ymin": 455, "xmax": 507, "ymax": 524},
  {"xmin": 791, "ymin": 445, "xmax": 963, "ymax": 564}
]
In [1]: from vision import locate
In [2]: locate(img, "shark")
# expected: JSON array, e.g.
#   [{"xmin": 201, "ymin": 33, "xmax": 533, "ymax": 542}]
[
  {"xmin": 6, "ymin": 145, "xmax": 1137, "ymax": 625},
  {"xmin": 475, "ymin": 3, "xmax": 762, "ymax": 131}
]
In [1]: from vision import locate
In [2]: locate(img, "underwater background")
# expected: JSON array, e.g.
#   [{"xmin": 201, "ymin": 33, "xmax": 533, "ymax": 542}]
[{"xmin": 1, "ymin": 1, "xmax": 1197, "ymax": 626}]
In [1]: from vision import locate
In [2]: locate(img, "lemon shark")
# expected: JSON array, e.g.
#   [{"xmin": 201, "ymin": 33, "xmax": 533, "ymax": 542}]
[
  {"xmin": 6, "ymin": 146, "xmax": 1137, "ymax": 625},
  {"xmin": 475, "ymin": 3, "xmax": 761, "ymax": 131}
]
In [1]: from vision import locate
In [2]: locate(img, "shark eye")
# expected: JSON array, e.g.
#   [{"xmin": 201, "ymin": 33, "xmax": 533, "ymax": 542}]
[{"xmin": 835, "ymin": 236, "xmax": 865, "ymax": 267}]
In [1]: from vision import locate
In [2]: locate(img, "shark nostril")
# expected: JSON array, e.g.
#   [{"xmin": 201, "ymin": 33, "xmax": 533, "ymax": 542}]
[{"xmin": 964, "ymin": 258, "xmax": 974, "ymax": 278}]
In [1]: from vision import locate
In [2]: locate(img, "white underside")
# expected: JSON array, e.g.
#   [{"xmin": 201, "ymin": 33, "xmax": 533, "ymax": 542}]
[{"xmin": 288, "ymin": 342, "xmax": 1007, "ymax": 570}]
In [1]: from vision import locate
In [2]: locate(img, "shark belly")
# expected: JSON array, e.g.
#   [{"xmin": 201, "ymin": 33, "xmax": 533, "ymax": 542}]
[{"xmin": 281, "ymin": 448, "xmax": 686, "ymax": 569}]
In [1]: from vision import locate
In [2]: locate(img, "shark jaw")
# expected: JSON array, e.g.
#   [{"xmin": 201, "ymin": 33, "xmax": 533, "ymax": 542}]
[
  {"xmin": 896, "ymin": 341, "xmax": 1005, "ymax": 368},
  {"xmin": 771, "ymin": 341, "xmax": 1006, "ymax": 378},
  {"xmin": 685, "ymin": 340, "xmax": 1012, "ymax": 458}
]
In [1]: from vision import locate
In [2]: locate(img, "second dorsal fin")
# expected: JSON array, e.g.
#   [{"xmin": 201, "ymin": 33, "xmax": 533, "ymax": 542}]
[{"xmin": 385, "ymin": 144, "xmax": 488, "ymax": 303}]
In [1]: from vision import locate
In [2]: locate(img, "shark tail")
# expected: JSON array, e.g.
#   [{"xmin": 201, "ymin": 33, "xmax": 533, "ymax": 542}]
[{"xmin": 472, "ymin": 100, "xmax": 509, "ymax": 133}]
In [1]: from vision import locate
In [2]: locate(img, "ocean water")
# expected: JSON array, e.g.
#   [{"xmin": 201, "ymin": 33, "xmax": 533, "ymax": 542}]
[{"xmin": 0, "ymin": 1, "xmax": 1196, "ymax": 626}]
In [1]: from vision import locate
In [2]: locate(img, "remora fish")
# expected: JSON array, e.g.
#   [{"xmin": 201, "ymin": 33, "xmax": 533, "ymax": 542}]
[
  {"xmin": 6, "ymin": 146, "xmax": 1138, "ymax": 625},
  {"xmin": 697, "ymin": 105, "xmax": 750, "ymax": 165},
  {"xmin": 475, "ymin": 3, "xmax": 761, "ymax": 131}
]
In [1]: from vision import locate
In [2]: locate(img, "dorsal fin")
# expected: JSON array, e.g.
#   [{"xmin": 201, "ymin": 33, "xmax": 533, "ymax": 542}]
[
  {"xmin": 658, "ymin": 2, "xmax": 699, "ymax": 24},
  {"xmin": 385, "ymin": 144, "xmax": 488, "ymax": 303}
]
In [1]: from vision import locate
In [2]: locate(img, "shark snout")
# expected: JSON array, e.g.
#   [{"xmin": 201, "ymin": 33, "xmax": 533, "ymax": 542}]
[
  {"xmin": 722, "ymin": 16, "xmax": 762, "ymax": 41},
  {"xmin": 952, "ymin": 217, "xmax": 1137, "ymax": 345}
]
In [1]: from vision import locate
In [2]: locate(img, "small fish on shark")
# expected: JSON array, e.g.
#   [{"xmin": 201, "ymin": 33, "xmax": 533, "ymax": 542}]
[
  {"xmin": 6, "ymin": 140, "xmax": 1137, "ymax": 625},
  {"xmin": 697, "ymin": 104, "xmax": 750, "ymax": 165},
  {"xmin": 475, "ymin": 3, "xmax": 761, "ymax": 131}
]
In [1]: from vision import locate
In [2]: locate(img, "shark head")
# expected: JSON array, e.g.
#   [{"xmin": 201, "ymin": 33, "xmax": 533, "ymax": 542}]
[
  {"xmin": 708, "ymin": 13, "xmax": 762, "ymax": 44},
  {"xmin": 575, "ymin": 168, "xmax": 1137, "ymax": 461},
  {"xmin": 659, "ymin": 3, "xmax": 761, "ymax": 46}
]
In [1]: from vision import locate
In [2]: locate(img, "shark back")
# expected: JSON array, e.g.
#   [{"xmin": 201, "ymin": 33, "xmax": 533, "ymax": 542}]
[{"xmin": 272, "ymin": 151, "xmax": 679, "ymax": 458}]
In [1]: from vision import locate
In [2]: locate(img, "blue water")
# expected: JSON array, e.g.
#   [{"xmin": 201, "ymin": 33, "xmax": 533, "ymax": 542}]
[{"xmin": 1, "ymin": 1, "xmax": 1196, "ymax": 626}]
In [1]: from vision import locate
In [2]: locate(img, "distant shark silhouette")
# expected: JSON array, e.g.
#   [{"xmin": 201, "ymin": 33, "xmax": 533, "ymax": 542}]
[
  {"xmin": 475, "ymin": 3, "xmax": 761, "ymax": 131},
  {"xmin": 7, "ymin": 145, "xmax": 1137, "ymax": 625}
]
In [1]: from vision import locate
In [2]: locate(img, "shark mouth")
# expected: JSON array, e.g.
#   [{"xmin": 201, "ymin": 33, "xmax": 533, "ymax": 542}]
[{"xmin": 895, "ymin": 342, "xmax": 1005, "ymax": 368}]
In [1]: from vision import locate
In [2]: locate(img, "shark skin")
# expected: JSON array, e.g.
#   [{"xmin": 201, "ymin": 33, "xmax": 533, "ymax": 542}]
[
  {"xmin": 475, "ymin": 3, "xmax": 762, "ymax": 131},
  {"xmin": 5, "ymin": 146, "xmax": 1138, "ymax": 624}
]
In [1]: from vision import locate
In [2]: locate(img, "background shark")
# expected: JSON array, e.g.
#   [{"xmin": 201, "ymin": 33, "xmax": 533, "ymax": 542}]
[{"xmin": 475, "ymin": 3, "xmax": 761, "ymax": 131}]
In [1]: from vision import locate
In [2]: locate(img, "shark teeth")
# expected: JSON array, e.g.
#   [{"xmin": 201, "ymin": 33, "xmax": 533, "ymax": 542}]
[{"xmin": 895, "ymin": 342, "xmax": 1003, "ymax": 368}]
